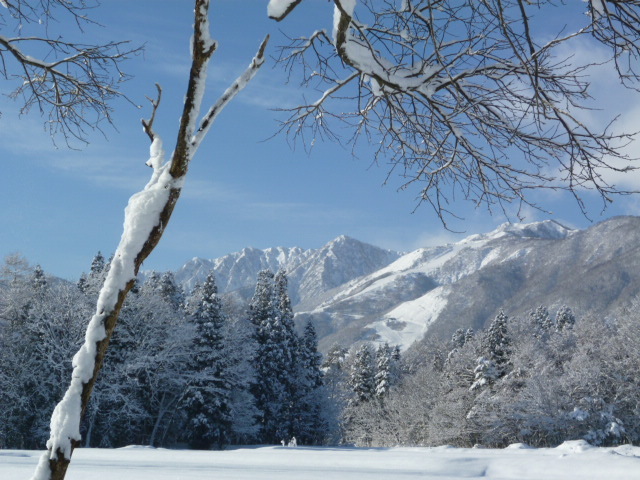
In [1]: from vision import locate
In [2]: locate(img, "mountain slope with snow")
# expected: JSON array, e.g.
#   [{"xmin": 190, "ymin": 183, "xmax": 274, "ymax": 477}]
[
  {"xmin": 296, "ymin": 217, "xmax": 640, "ymax": 352},
  {"xmin": 174, "ymin": 235, "xmax": 400, "ymax": 306},
  {"xmin": 173, "ymin": 216, "xmax": 640, "ymax": 354}
]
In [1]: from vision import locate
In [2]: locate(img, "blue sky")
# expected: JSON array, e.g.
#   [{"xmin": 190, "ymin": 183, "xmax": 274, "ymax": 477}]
[{"xmin": 2, "ymin": 0, "xmax": 640, "ymax": 280}]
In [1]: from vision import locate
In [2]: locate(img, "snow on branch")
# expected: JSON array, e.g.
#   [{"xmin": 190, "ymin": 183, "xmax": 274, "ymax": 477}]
[
  {"xmin": 271, "ymin": 0, "xmax": 639, "ymax": 224},
  {"xmin": 268, "ymin": 0, "xmax": 305, "ymax": 21},
  {"xmin": 191, "ymin": 35, "xmax": 270, "ymax": 153},
  {"xmin": 31, "ymin": 2, "xmax": 270, "ymax": 480}
]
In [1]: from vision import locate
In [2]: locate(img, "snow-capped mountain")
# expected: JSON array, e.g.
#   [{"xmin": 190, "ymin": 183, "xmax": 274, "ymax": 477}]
[
  {"xmin": 298, "ymin": 217, "xmax": 640, "ymax": 352},
  {"xmin": 174, "ymin": 235, "xmax": 401, "ymax": 306},
  {"xmin": 296, "ymin": 219, "xmax": 575, "ymax": 350},
  {"xmin": 174, "ymin": 216, "xmax": 640, "ymax": 354}
]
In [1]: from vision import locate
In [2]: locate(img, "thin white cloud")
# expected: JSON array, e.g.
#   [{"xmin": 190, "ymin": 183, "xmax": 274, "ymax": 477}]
[
  {"xmin": 181, "ymin": 178, "xmax": 249, "ymax": 203},
  {"xmin": 524, "ymin": 35, "xmax": 640, "ymax": 205},
  {"xmin": 179, "ymin": 175, "xmax": 362, "ymax": 225}
]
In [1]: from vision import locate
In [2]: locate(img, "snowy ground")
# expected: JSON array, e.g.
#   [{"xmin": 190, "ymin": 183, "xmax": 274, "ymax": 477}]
[{"xmin": 2, "ymin": 441, "xmax": 640, "ymax": 480}]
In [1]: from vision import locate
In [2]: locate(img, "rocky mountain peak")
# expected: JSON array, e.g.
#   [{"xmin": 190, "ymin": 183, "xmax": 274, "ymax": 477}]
[{"xmin": 172, "ymin": 217, "xmax": 639, "ymax": 354}]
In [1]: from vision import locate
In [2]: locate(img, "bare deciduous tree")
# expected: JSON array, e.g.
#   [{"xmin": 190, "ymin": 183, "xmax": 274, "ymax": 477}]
[
  {"xmin": 29, "ymin": 1, "xmax": 268, "ymax": 479},
  {"xmin": 270, "ymin": 0, "xmax": 640, "ymax": 224},
  {"xmin": 588, "ymin": 0, "xmax": 640, "ymax": 85},
  {"xmin": 19, "ymin": 1, "xmax": 640, "ymax": 479},
  {"xmin": 0, "ymin": 0, "xmax": 140, "ymax": 145}
]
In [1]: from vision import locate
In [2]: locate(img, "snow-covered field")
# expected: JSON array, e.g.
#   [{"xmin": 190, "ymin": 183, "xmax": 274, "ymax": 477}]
[{"xmin": 2, "ymin": 441, "xmax": 640, "ymax": 480}]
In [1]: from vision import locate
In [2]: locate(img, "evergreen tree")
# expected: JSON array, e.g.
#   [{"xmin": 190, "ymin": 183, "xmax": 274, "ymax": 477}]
[
  {"xmin": 530, "ymin": 305, "xmax": 553, "ymax": 336},
  {"xmin": 299, "ymin": 321, "xmax": 323, "ymax": 391},
  {"xmin": 296, "ymin": 320, "xmax": 327, "ymax": 444},
  {"xmin": 473, "ymin": 311, "xmax": 511, "ymax": 389},
  {"xmin": 183, "ymin": 273, "xmax": 233, "ymax": 449},
  {"xmin": 248, "ymin": 269, "xmax": 313, "ymax": 444},
  {"xmin": 464, "ymin": 328, "xmax": 475, "ymax": 345},
  {"xmin": 76, "ymin": 273, "xmax": 88, "ymax": 294},
  {"xmin": 451, "ymin": 328, "xmax": 466, "ymax": 349},
  {"xmin": 90, "ymin": 251, "xmax": 105, "ymax": 276},
  {"xmin": 79, "ymin": 251, "xmax": 109, "ymax": 297},
  {"xmin": 555, "ymin": 305, "xmax": 576, "ymax": 332},
  {"xmin": 248, "ymin": 270, "xmax": 275, "ymax": 346},
  {"xmin": 374, "ymin": 343, "xmax": 393, "ymax": 399},
  {"xmin": 31, "ymin": 265, "xmax": 47, "ymax": 295},
  {"xmin": 157, "ymin": 271, "xmax": 185, "ymax": 311},
  {"xmin": 470, "ymin": 357, "xmax": 501, "ymax": 391},
  {"xmin": 249, "ymin": 269, "xmax": 290, "ymax": 443},
  {"xmin": 274, "ymin": 269, "xmax": 299, "ymax": 382},
  {"xmin": 274, "ymin": 270, "xmax": 303, "ymax": 438},
  {"xmin": 322, "ymin": 344, "xmax": 348, "ymax": 397},
  {"xmin": 483, "ymin": 310, "xmax": 511, "ymax": 370},
  {"xmin": 349, "ymin": 344, "xmax": 375, "ymax": 405}
]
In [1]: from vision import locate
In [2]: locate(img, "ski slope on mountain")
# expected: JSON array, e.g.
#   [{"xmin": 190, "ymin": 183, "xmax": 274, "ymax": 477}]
[
  {"xmin": 170, "ymin": 217, "xmax": 640, "ymax": 353},
  {"xmin": 298, "ymin": 220, "xmax": 575, "ymax": 351}
]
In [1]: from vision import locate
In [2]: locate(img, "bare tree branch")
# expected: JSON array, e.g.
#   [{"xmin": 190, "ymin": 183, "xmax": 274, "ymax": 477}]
[
  {"xmin": 192, "ymin": 34, "xmax": 269, "ymax": 153},
  {"xmin": 141, "ymin": 83, "xmax": 162, "ymax": 143},
  {"xmin": 0, "ymin": 0, "xmax": 142, "ymax": 146},
  {"xmin": 588, "ymin": 0, "xmax": 640, "ymax": 86},
  {"xmin": 31, "ymin": 2, "xmax": 270, "ymax": 479},
  {"xmin": 271, "ymin": 0, "xmax": 640, "ymax": 224},
  {"xmin": 268, "ymin": 0, "xmax": 306, "ymax": 21}
]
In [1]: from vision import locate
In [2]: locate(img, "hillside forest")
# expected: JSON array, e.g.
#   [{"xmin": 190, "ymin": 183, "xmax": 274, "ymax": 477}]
[{"xmin": 1, "ymin": 253, "xmax": 638, "ymax": 450}]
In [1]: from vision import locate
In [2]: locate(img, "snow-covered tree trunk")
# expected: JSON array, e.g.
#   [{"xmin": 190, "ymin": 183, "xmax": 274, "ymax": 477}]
[{"xmin": 31, "ymin": 2, "xmax": 268, "ymax": 479}]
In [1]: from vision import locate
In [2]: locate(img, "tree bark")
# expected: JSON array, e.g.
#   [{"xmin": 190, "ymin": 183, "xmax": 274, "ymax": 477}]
[{"xmin": 33, "ymin": 1, "xmax": 269, "ymax": 479}]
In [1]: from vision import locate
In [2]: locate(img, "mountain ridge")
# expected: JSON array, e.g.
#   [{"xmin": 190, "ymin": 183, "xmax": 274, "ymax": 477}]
[
  {"xmin": 174, "ymin": 235, "xmax": 401, "ymax": 307},
  {"xmin": 171, "ymin": 217, "xmax": 640, "ymax": 353}
]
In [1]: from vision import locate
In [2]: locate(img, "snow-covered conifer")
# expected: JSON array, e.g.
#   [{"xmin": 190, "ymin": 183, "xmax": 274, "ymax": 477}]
[
  {"xmin": 31, "ymin": 265, "xmax": 47, "ymax": 295},
  {"xmin": 300, "ymin": 321, "xmax": 323, "ymax": 390},
  {"xmin": 296, "ymin": 320, "xmax": 328, "ymax": 444},
  {"xmin": 464, "ymin": 328, "xmax": 475, "ymax": 344},
  {"xmin": 474, "ymin": 311, "xmax": 511, "ymax": 387},
  {"xmin": 158, "ymin": 271, "xmax": 185, "ymax": 311},
  {"xmin": 183, "ymin": 273, "xmax": 233, "ymax": 449},
  {"xmin": 374, "ymin": 343, "xmax": 393, "ymax": 399},
  {"xmin": 76, "ymin": 273, "xmax": 88, "ymax": 294},
  {"xmin": 555, "ymin": 305, "xmax": 576, "ymax": 332},
  {"xmin": 349, "ymin": 344, "xmax": 375, "ymax": 405},
  {"xmin": 274, "ymin": 269, "xmax": 299, "ymax": 385},
  {"xmin": 90, "ymin": 252, "xmax": 106, "ymax": 276},
  {"xmin": 322, "ymin": 343, "xmax": 349, "ymax": 399},
  {"xmin": 248, "ymin": 269, "xmax": 276, "ymax": 342},
  {"xmin": 470, "ymin": 357, "xmax": 500, "ymax": 391},
  {"xmin": 483, "ymin": 311, "xmax": 511, "ymax": 370},
  {"xmin": 451, "ymin": 328, "xmax": 466, "ymax": 349},
  {"xmin": 78, "ymin": 252, "xmax": 110, "ymax": 298},
  {"xmin": 248, "ymin": 269, "xmax": 292, "ymax": 443},
  {"xmin": 530, "ymin": 305, "xmax": 553, "ymax": 336}
]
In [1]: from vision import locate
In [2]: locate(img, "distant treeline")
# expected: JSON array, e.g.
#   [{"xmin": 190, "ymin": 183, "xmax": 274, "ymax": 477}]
[
  {"xmin": 1, "ymin": 253, "xmax": 638, "ymax": 450},
  {"xmin": 342, "ymin": 305, "xmax": 640, "ymax": 448}
]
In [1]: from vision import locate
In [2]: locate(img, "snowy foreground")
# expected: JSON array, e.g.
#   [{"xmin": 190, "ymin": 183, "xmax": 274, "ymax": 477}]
[{"xmin": 2, "ymin": 441, "xmax": 640, "ymax": 480}]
